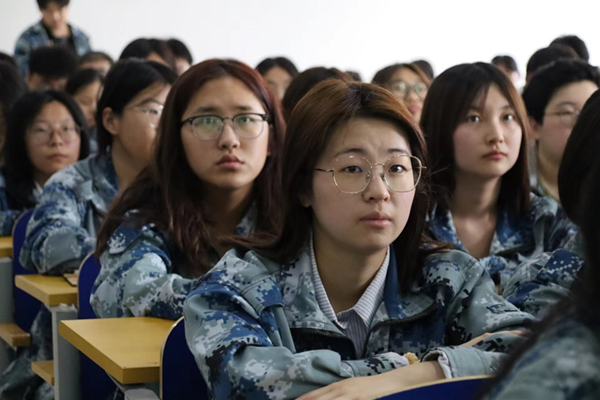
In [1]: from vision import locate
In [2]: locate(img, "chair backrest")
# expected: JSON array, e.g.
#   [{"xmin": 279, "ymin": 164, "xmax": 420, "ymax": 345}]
[
  {"xmin": 11, "ymin": 210, "xmax": 41, "ymax": 332},
  {"xmin": 78, "ymin": 253, "xmax": 102, "ymax": 320},
  {"xmin": 161, "ymin": 317, "xmax": 208, "ymax": 400},
  {"xmin": 378, "ymin": 376, "xmax": 490, "ymax": 400}
]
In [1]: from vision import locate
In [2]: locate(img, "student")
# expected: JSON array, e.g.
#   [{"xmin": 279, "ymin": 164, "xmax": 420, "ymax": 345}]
[
  {"xmin": 480, "ymin": 157, "xmax": 600, "ymax": 400},
  {"xmin": 256, "ymin": 57, "xmax": 299, "ymax": 102},
  {"xmin": 19, "ymin": 59, "xmax": 176, "ymax": 276},
  {"xmin": 421, "ymin": 62, "xmax": 558, "ymax": 291},
  {"xmin": 523, "ymin": 59, "xmax": 599, "ymax": 201},
  {"xmin": 184, "ymin": 79, "xmax": 532, "ymax": 399},
  {"xmin": 65, "ymin": 68, "xmax": 104, "ymax": 153},
  {"xmin": 0, "ymin": 61, "xmax": 27, "ymax": 152},
  {"xmin": 372, "ymin": 63, "xmax": 431, "ymax": 123},
  {"xmin": 120, "ymin": 38, "xmax": 177, "ymax": 71},
  {"xmin": 0, "ymin": 90, "xmax": 89, "ymax": 400},
  {"xmin": 166, "ymin": 38, "xmax": 193, "ymax": 76},
  {"xmin": 79, "ymin": 51, "xmax": 114, "ymax": 76},
  {"xmin": 27, "ymin": 45, "xmax": 78, "ymax": 91},
  {"xmin": 525, "ymin": 45, "xmax": 578, "ymax": 85},
  {"xmin": 91, "ymin": 59, "xmax": 285, "ymax": 319},
  {"xmin": 503, "ymin": 89, "xmax": 600, "ymax": 318},
  {"xmin": 492, "ymin": 55, "xmax": 520, "ymax": 87},
  {"xmin": 413, "ymin": 59, "xmax": 435, "ymax": 80},
  {"xmin": 550, "ymin": 34, "xmax": 589, "ymax": 62},
  {"xmin": 14, "ymin": 0, "xmax": 91, "ymax": 76}
]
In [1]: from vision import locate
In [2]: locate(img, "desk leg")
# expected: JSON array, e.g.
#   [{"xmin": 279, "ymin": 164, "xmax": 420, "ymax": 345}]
[
  {"xmin": 0, "ymin": 258, "xmax": 15, "ymax": 372},
  {"xmin": 51, "ymin": 305, "xmax": 80, "ymax": 400}
]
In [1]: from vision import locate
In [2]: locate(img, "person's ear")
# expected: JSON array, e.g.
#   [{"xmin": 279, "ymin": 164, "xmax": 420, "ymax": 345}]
[
  {"xmin": 528, "ymin": 117, "xmax": 542, "ymax": 141},
  {"xmin": 299, "ymin": 192, "xmax": 311, "ymax": 208},
  {"xmin": 102, "ymin": 108, "xmax": 120, "ymax": 136}
]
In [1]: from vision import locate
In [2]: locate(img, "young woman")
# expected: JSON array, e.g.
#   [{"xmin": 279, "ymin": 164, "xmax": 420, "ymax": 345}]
[
  {"xmin": 19, "ymin": 59, "xmax": 176, "ymax": 276},
  {"xmin": 256, "ymin": 56, "xmax": 299, "ymax": 102},
  {"xmin": 421, "ymin": 63, "xmax": 559, "ymax": 291},
  {"xmin": 91, "ymin": 59, "xmax": 285, "ymax": 320},
  {"xmin": 120, "ymin": 38, "xmax": 177, "ymax": 71},
  {"xmin": 372, "ymin": 63, "xmax": 431, "ymax": 123},
  {"xmin": 66, "ymin": 68, "xmax": 104, "ymax": 153},
  {"xmin": 0, "ymin": 90, "xmax": 89, "ymax": 400},
  {"xmin": 184, "ymin": 79, "xmax": 532, "ymax": 400}
]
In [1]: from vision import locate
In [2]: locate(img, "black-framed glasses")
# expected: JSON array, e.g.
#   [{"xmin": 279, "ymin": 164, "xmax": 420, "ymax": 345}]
[
  {"xmin": 386, "ymin": 81, "xmax": 428, "ymax": 100},
  {"xmin": 544, "ymin": 110, "xmax": 580, "ymax": 127},
  {"xmin": 27, "ymin": 122, "xmax": 81, "ymax": 146},
  {"xmin": 315, "ymin": 154, "xmax": 424, "ymax": 194},
  {"xmin": 180, "ymin": 113, "xmax": 269, "ymax": 140}
]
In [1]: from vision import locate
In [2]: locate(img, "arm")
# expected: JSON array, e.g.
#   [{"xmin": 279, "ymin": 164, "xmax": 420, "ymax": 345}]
[
  {"xmin": 0, "ymin": 210, "xmax": 23, "ymax": 237},
  {"xmin": 14, "ymin": 33, "xmax": 33, "ymax": 76}
]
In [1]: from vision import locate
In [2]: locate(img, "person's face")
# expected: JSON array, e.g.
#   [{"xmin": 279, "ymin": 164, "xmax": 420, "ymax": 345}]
[
  {"xmin": 73, "ymin": 80, "xmax": 102, "ymax": 128},
  {"xmin": 531, "ymin": 80, "xmax": 598, "ymax": 166},
  {"xmin": 105, "ymin": 83, "xmax": 170, "ymax": 166},
  {"xmin": 25, "ymin": 101, "xmax": 81, "ymax": 180},
  {"xmin": 40, "ymin": 2, "xmax": 69, "ymax": 31},
  {"xmin": 263, "ymin": 66, "xmax": 293, "ymax": 102},
  {"xmin": 175, "ymin": 57, "xmax": 191, "ymax": 77},
  {"xmin": 388, "ymin": 68, "xmax": 428, "ymax": 123},
  {"xmin": 181, "ymin": 76, "xmax": 271, "ymax": 193},
  {"xmin": 145, "ymin": 53, "xmax": 170, "ymax": 67},
  {"xmin": 28, "ymin": 73, "xmax": 68, "ymax": 91},
  {"xmin": 80, "ymin": 60, "xmax": 112, "ymax": 76},
  {"xmin": 306, "ymin": 117, "xmax": 416, "ymax": 255}
]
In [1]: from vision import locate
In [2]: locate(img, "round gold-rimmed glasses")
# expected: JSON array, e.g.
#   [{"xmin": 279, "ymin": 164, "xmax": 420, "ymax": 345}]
[{"xmin": 315, "ymin": 154, "xmax": 424, "ymax": 194}]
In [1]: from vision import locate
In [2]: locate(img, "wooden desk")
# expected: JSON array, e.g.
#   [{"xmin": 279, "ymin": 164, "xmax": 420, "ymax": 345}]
[
  {"xmin": 0, "ymin": 237, "xmax": 13, "ymax": 258},
  {"xmin": 15, "ymin": 275, "xmax": 78, "ymax": 306},
  {"xmin": 60, "ymin": 317, "xmax": 174, "ymax": 384}
]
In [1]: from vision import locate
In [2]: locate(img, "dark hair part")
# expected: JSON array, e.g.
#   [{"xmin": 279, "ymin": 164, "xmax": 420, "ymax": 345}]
[
  {"xmin": 523, "ymin": 59, "xmax": 600, "ymax": 125},
  {"xmin": 371, "ymin": 63, "xmax": 432, "ymax": 87},
  {"xmin": 256, "ymin": 57, "xmax": 299, "ymax": 79},
  {"xmin": 492, "ymin": 55, "xmax": 518, "ymax": 74},
  {"xmin": 2, "ymin": 90, "xmax": 89, "ymax": 209},
  {"xmin": 65, "ymin": 68, "xmax": 104, "ymax": 96},
  {"xmin": 80, "ymin": 51, "xmax": 114, "ymax": 66},
  {"xmin": 120, "ymin": 38, "xmax": 177, "ymax": 71},
  {"xmin": 526, "ymin": 45, "xmax": 578, "ymax": 78},
  {"xmin": 413, "ymin": 60, "xmax": 435, "ymax": 80},
  {"xmin": 37, "ymin": 0, "xmax": 69, "ymax": 8},
  {"xmin": 345, "ymin": 70, "xmax": 362, "ymax": 82},
  {"xmin": 166, "ymin": 39, "xmax": 193, "ymax": 65},
  {"xmin": 558, "ymin": 89, "xmax": 600, "ymax": 225},
  {"xmin": 0, "ymin": 53, "xmax": 18, "ymax": 70},
  {"xmin": 29, "ymin": 46, "xmax": 78, "ymax": 78},
  {"xmin": 96, "ymin": 59, "xmax": 286, "ymax": 276},
  {"xmin": 281, "ymin": 67, "xmax": 349, "ymax": 119},
  {"xmin": 231, "ymin": 79, "xmax": 444, "ymax": 294},
  {"xmin": 0, "ymin": 61, "xmax": 27, "ymax": 122},
  {"xmin": 95, "ymin": 59, "xmax": 177, "ymax": 154},
  {"xmin": 420, "ymin": 62, "xmax": 531, "ymax": 216},
  {"xmin": 550, "ymin": 35, "xmax": 589, "ymax": 62}
]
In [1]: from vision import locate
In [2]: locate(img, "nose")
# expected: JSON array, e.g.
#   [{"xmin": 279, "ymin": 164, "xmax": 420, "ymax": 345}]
[
  {"xmin": 217, "ymin": 121, "xmax": 240, "ymax": 150},
  {"xmin": 48, "ymin": 128, "xmax": 66, "ymax": 146},
  {"xmin": 362, "ymin": 166, "xmax": 390, "ymax": 202},
  {"xmin": 486, "ymin": 120, "xmax": 505, "ymax": 145}
]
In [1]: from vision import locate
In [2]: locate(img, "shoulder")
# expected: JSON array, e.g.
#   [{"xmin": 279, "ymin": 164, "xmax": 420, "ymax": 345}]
[
  {"xmin": 106, "ymin": 214, "xmax": 165, "ymax": 256},
  {"xmin": 529, "ymin": 193, "xmax": 559, "ymax": 220},
  {"xmin": 420, "ymin": 249, "xmax": 481, "ymax": 292},
  {"xmin": 17, "ymin": 22, "xmax": 44, "ymax": 39}
]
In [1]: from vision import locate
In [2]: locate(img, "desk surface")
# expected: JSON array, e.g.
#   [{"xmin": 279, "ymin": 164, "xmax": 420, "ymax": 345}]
[
  {"xmin": 60, "ymin": 317, "xmax": 175, "ymax": 384},
  {"xmin": 15, "ymin": 275, "xmax": 78, "ymax": 306},
  {"xmin": 0, "ymin": 237, "xmax": 12, "ymax": 258}
]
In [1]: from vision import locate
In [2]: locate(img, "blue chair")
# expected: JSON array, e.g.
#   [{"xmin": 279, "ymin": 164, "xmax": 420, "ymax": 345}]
[
  {"xmin": 161, "ymin": 317, "xmax": 208, "ymax": 400},
  {"xmin": 378, "ymin": 376, "xmax": 490, "ymax": 400},
  {"xmin": 77, "ymin": 253, "xmax": 117, "ymax": 400}
]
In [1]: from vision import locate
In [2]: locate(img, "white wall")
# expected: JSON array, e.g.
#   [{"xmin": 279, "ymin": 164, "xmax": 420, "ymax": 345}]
[{"xmin": 0, "ymin": 0, "xmax": 597, "ymax": 82}]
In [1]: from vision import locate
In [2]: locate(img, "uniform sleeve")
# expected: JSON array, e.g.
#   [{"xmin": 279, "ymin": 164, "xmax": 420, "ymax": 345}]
[
  {"xmin": 0, "ymin": 210, "xmax": 22, "ymax": 237},
  {"xmin": 424, "ymin": 259, "xmax": 533, "ymax": 377},
  {"xmin": 14, "ymin": 33, "xmax": 33, "ymax": 76},
  {"xmin": 19, "ymin": 182, "xmax": 95, "ymax": 275},
  {"xmin": 91, "ymin": 228, "xmax": 198, "ymax": 320},
  {"xmin": 184, "ymin": 280, "xmax": 408, "ymax": 400}
]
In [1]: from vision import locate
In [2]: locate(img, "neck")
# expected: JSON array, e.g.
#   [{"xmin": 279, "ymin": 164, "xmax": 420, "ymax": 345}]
[
  {"xmin": 451, "ymin": 173, "xmax": 501, "ymax": 218},
  {"xmin": 43, "ymin": 21, "xmax": 69, "ymax": 37},
  {"xmin": 33, "ymin": 171, "xmax": 51, "ymax": 188},
  {"xmin": 111, "ymin": 144, "xmax": 146, "ymax": 192},
  {"xmin": 536, "ymin": 151, "xmax": 560, "ymax": 200},
  {"xmin": 205, "ymin": 183, "xmax": 253, "ymax": 239},
  {"xmin": 313, "ymin": 228, "xmax": 387, "ymax": 313}
]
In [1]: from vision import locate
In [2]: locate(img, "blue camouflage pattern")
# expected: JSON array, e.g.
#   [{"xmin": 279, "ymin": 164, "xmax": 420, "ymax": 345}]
[
  {"xmin": 91, "ymin": 206, "xmax": 256, "ymax": 320},
  {"xmin": 0, "ymin": 172, "xmax": 41, "ymax": 237},
  {"xmin": 184, "ymin": 247, "xmax": 533, "ymax": 399},
  {"xmin": 483, "ymin": 317, "xmax": 600, "ymax": 400},
  {"xmin": 20, "ymin": 153, "xmax": 119, "ymax": 276},
  {"xmin": 14, "ymin": 21, "xmax": 91, "ymax": 76}
]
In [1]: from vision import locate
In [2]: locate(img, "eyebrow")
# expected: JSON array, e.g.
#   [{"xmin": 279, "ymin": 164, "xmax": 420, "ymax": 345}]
[
  {"xmin": 190, "ymin": 105, "xmax": 256, "ymax": 114},
  {"xmin": 468, "ymin": 104, "xmax": 513, "ymax": 112},
  {"xmin": 33, "ymin": 117, "xmax": 75, "ymax": 124},
  {"xmin": 136, "ymin": 98, "xmax": 164, "ymax": 107},
  {"xmin": 553, "ymin": 101, "xmax": 577, "ymax": 108},
  {"xmin": 332, "ymin": 147, "xmax": 410, "ymax": 158}
]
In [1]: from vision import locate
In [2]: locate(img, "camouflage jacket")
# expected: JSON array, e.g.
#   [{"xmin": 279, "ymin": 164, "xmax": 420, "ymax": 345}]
[
  {"xmin": 20, "ymin": 154, "xmax": 119, "ymax": 275},
  {"xmin": 184, "ymin": 247, "xmax": 532, "ymax": 400},
  {"xmin": 91, "ymin": 206, "xmax": 256, "ymax": 320},
  {"xmin": 0, "ymin": 172, "xmax": 41, "ymax": 236},
  {"xmin": 428, "ymin": 194, "xmax": 559, "ymax": 288},
  {"xmin": 484, "ymin": 317, "xmax": 600, "ymax": 400},
  {"xmin": 14, "ymin": 20, "xmax": 91, "ymax": 75}
]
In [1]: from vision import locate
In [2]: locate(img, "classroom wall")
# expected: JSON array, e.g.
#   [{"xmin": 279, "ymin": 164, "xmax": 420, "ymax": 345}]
[{"xmin": 0, "ymin": 0, "xmax": 597, "ymax": 82}]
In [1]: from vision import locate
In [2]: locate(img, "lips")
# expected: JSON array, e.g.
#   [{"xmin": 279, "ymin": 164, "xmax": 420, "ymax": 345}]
[
  {"xmin": 217, "ymin": 155, "xmax": 242, "ymax": 165},
  {"xmin": 483, "ymin": 151, "xmax": 507, "ymax": 159},
  {"xmin": 361, "ymin": 211, "xmax": 392, "ymax": 221}
]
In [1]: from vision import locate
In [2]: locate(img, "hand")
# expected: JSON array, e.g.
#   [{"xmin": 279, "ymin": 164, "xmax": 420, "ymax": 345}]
[{"xmin": 459, "ymin": 330, "xmax": 526, "ymax": 347}]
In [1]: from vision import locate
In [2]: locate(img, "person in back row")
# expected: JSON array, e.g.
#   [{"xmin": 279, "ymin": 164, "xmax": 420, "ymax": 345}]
[
  {"xmin": 120, "ymin": 38, "xmax": 177, "ymax": 72},
  {"xmin": 166, "ymin": 38, "xmax": 193, "ymax": 76},
  {"xmin": 256, "ymin": 56, "xmax": 299, "ymax": 102},
  {"xmin": 20, "ymin": 59, "xmax": 176, "ymax": 276},
  {"xmin": 91, "ymin": 59, "xmax": 285, "ymax": 320},
  {"xmin": 65, "ymin": 68, "xmax": 104, "ymax": 153},
  {"xmin": 184, "ymin": 79, "xmax": 532, "ymax": 399},
  {"xmin": 79, "ymin": 51, "xmax": 114, "ymax": 76},
  {"xmin": 0, "ymin": 61, "xmax": 27, "ymax": 152},
  {"xmin": 421, "ymin": 62, "xmax": 559, "ymax": 292},
  {"xmin": 14, "ymin": 0, "xmax": 91, "ymax": 76},
  {"xmin": 27, "ymin": 45, "xmax": 78, "ymax": 91}
]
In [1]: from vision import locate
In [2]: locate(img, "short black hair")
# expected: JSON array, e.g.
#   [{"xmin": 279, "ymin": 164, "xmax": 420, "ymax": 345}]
[
  {"xmin": 523, "ymin": 59, "xmax": 600, "ymax": 124},
  {"xmin": 550, "ymin": 35, "xmax": 589, "ymax": 62},
  {"xmin": 492, "ymin": 55, "xmax": 518, "ymax": 74},
  {"xmin": 120, "ymin": 38, "xmax": 177, "ymax": 71},
  {"xmin": 29, "ymin": 46, "xmax": 78, "ymax": 79},
  {"xmin": 413, "ymin": 59, "xmax": 435, "ymax": 80},
  {"xmin": 526, "ymin": 45, "xmax": 578, "ymax": 76},
  {"xmin": 37, "ymin": 0, "xmax": 70, "ymax": 9},
  {"xmin": 0, "ymin": 52, "xmax": 18, "ymax": 70},
  {"xmin": 80, "ymin": 51, "xmax": 114, "ymax": 66},
  {"xmin": 166, "ymin": 39, "xmax": 193, "ymax": 65},
  {"xmin": 256, "ymin": 57, "xmax": 299, "ymax": 78},
  {"xmin": 0, "ymin": 61, "xmax": 27, "ymax": 118},
  {"xmin": 345, "ymin": 70, "xmax": 362, "ymax": 82},
  {"xmin": 65, "ymin": 68, "xmax": 103, "ymax": 96}
]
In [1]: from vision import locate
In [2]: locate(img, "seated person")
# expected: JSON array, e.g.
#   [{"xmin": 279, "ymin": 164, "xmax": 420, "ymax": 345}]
[
  {"xmin": 550, "ymin": 34, "xmax": 589, "ymax": 62},
  {"xmin": 256, "ymin": 56, "xmax": 299, "ymax": 102},
  {"xmin": 79, "ymin": 51, "xmax": 114, "ymax": 76},
  {"xmin": 492, "ymin": 55, "xmax": 520, "ymax": 87},
  {"xmin": 27, "ymin": 45, "xmax": 78, "ymax": 91},
  {"xmin": 166, "ymin": 38, "xmax": 193, "ymax": 76},
  {"xmin": 120, "ymin": 38, "xmax": 177, "ymax": 71},
  {"xmin": 525, "ymin": 45, "xmax": 578, "ymax": 85},
  {"xmin": 65, "ymin": 68, "xmax": 104, "ymax": 153}
]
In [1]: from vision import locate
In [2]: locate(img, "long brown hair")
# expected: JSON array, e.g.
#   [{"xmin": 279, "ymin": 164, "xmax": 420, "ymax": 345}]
[
  {"xmin": 232, "ymin": 79, "xmax": 443, "ymax": 295},
  {"xmin": 96, "ymin": 59, "xmax": 286, "ymax": 275}
]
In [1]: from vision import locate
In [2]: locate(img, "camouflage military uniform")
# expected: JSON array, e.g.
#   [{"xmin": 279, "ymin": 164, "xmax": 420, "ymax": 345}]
[
  {"xmin": 0, "ymin": 172, "xmax": 41, "ymax": 237},
  {"xmin": 483, "ymin": 317, "xmax": 600, "ymax": 400},
  {"xmin": 91, "ymin": 206, "xmax": 256, "ymax": 320},
  {"xmin": 184, "ymin": 247, "xmax": 533, "ymax": 400},
  {"xmin": 428, "ymin": 194, "xmax": 559, "ymax": 289}
]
